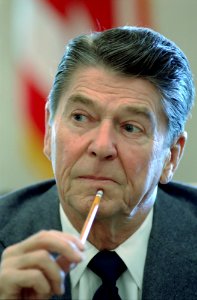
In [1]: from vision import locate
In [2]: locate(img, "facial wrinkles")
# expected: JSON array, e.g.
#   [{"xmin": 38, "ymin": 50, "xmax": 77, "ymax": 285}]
[
  {"xmin": 50, "ymin": 115, "xmax": 75, "ymax": 192},
  {"xmin": 53, "ymin": 68, "xmax": 167, "ymax": 212},
  {"xmin": 61, "ymin": 92, "xmax": 160, "ymax": 141},
  {"xmin": 59, "ymin": 66, "xmax": 165, "ymax": 127},
  {"xmin": 122, "ymin": 144, "xmax": 164, "ymax": 216},
  {"xmin": 68, "ymin": 117, "xmax": 127, "ymax": 187},
  {"xmin": 65, "ymin": 109, "xmax": 144, "ymax": 192},
  {"xmin": 69, "ymin": 78, "xmax": 165, "ymax": 138},
  {"xmin": 120, "ymin": 113, "xmax": 166, "ymax": 208},
  {"xmin": 71, "ymin": 80, "xmax": 157, "ymax": 112},
  {"xmin": 53, "ymin": 116, "xmax": 127, "ymax": 200},
  {"xmin": 59, "ymin": 97, "xmax": 159, "ymax": 185}
]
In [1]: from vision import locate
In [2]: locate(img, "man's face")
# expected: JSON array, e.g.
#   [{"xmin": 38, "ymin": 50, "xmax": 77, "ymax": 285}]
[{"xmin": 44, "ymin": 67, "xmax": 177, "ymax": 223}]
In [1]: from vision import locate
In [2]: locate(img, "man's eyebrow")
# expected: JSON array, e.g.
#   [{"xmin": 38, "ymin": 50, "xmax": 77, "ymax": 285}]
[
  {"xmin": 63, "ymin": 93, "xmax": 156, "ymax": 126},
  {"xmin": 64, "ymin": 94, "xmax": 98, "ymax": 110},
  {"xmin": 120, "ymin": 105, "xmax": 156, "ymax": 124}
]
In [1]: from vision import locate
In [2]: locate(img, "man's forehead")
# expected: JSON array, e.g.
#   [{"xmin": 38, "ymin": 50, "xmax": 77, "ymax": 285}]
[
  {"xmin": 58, "ymin": 66, "xmax": 166, "ymax": 117},
  {"xmin": 62, "ymin": 92, "xmax": 156, "ymax": 126},
  {"xmin": 62, "ymin": 67, "xmax": 159, "ymax": 99}
]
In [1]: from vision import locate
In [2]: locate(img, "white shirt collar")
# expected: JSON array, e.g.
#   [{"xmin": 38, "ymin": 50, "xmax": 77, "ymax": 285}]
[
  {"xmin": 115, "ymin": 208, "xmax": 153, "ymax": 288},
  {"xmin": 60, "ymin": 203, "xmax": 153, "ymax": 290}
]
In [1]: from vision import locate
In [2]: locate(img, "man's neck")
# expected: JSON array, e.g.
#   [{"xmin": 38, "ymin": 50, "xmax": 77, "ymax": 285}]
[
  {"xmin": 60, "ymin": 192, "xmax": 156, "ymax": 250},
  {"xmin": 85, "ymin": 210, "xmax": 152, "ymax": 250}
]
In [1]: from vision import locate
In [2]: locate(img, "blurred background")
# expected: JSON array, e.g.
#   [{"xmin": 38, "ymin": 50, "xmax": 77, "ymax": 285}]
[{"xmin": 0, "ymin": 0, "xmax": 197, "ymax": 194}]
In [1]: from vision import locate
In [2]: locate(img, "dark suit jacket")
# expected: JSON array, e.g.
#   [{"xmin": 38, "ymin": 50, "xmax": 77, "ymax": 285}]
[{"xmin": 0, "ymin": 180, "xmax": 196, "ymax": 300}]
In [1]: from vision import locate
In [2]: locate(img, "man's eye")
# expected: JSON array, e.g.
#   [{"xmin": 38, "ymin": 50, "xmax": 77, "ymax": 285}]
[
  {"xmin": 72, "ymin": 113, "xmax": 87, "ymax": 122},
  {"xmin": 123, "ymin": 123, "xmax": 141, "ymax": 133}
]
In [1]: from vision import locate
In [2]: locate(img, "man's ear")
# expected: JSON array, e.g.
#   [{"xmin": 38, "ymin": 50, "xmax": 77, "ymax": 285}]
[
  {"xmin": 160, "ymin": 132, "xmax": 187, "ymax": 184},
  {"xmin": 43, "ymin": 102, "xmax": 52, "ymax": 161}
]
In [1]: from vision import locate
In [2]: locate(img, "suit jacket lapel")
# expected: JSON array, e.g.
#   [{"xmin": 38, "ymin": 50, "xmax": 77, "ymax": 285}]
[
  {"xmin": 0, "ymin": 183, "xmax": 72, "ymax": 300},
  {"xmin": 142, "ymin": 187, "xmax": 196, "ymax": 300},
  {"xmin": 0, "ymin": 184, "xmax": 62, "ymax": 248}
]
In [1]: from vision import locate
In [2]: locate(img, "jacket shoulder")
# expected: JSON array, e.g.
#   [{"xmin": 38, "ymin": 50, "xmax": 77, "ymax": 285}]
[
  {"xmin": 0, "ymin": 179, "xmax": 56, "ymax": 203},
  {"xmin": 143, "ymin": 182, "xmax": 197, "ymax": 299},
  {"xmin": 0, "ymin": 179, "xmax": 59, "ymax": 249},
  {"xmin": 158, "ymin": 181, "xmax": 197, "ymax": 206}
]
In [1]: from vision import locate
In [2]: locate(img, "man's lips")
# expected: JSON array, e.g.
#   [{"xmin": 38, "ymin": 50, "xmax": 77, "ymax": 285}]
[{"xmin": 78, "ymin": 175, "xmax": 117, "ymax": 184}]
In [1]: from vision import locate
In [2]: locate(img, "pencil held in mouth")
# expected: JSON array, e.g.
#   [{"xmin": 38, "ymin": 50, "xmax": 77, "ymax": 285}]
[{"xmin": 80, "ymin": 190, "xmax": 103, "ymax": 244}]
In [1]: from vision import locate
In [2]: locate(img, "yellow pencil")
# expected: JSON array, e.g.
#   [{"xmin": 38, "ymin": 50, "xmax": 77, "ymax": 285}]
[{"xmin": 80, "ymin": 190, "xmax": 103, "ymax": 244}]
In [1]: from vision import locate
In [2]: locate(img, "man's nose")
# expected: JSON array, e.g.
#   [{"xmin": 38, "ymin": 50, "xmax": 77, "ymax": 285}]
[{"xmin": 87, "ymin": 121, "xmax": 117, "ymax": 161}]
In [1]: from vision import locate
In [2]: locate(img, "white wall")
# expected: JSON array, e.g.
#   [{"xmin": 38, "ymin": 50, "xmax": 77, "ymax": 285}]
[
  {"xmin": 152, "ymin": 0, "xmax": 197, "ymax": 185},
  {"xmin": 0, "ymin": 0, "xmax": 39, "ymax": 193}
]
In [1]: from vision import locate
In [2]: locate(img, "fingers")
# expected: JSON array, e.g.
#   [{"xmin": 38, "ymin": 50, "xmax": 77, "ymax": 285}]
[
  {"xmin": 0, "ymin": 269, "xmax": 52, "ymax": 299},
  {"xmin": 4, "ymin": 230, "xmax": 84, "ymax": 258},
  {"xmin": 3, "ymin": 230, "xmax": 85, "ymax": 270},
  {"xmin": 0, "ymin": 230, "xmax": 85, "ymax": 299},
  {"xmin": 1, "ymin": 250, "xmax": 65, "ymax": 295}
]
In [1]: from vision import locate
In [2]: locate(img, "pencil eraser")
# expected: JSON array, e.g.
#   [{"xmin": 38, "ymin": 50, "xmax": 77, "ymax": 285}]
[{"xmin": 96, "ymin": 190, "xmax": 103, "ymax": 197}]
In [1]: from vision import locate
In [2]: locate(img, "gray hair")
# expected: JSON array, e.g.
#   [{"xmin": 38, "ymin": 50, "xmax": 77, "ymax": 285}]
[{"xmin": 48, "ymin": 26, "xmax": 195, "ymax": 143}]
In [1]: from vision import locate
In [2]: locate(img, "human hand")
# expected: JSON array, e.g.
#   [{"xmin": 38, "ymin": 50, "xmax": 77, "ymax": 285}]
[{"xmin": 0, "ymin": 230, "xmax": 84, "ymax": 300}]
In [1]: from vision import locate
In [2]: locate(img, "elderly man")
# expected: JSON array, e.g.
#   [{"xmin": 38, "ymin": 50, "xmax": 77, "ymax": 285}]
[{"xmin": 0, "ymin": 26, "xmax": 196, "ymax": 300}]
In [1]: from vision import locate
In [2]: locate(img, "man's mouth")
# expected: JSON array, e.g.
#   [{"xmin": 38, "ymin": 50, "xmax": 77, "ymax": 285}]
[{"xmin": 78, "ymin": 175, "xmax": 117, "ymax": 184}]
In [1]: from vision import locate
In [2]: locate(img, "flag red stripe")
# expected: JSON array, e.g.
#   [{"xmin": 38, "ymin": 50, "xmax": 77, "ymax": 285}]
[
  {"xmin": 42, "ymin": 0, "xmax": 72, "ymax": 18},
  {"xmin": 83, "ymin": 0, "xmax": 114, "ymax": 30},
  {"xmin": 135, "ymin": 0, "xmax": 152, "ymax": 27},
  {"xmin": 24, "ymin": 1, "xmax": 153, "ymax": 141},
  {"xmin": 22, "ymin": 72, "xmax": 46, "ymax": 138},
  {"xmin": 24, "ymin": 0, "xmax": 115, "ymax": 143},
  {"xmin": 43, "ymin": 0, "xmax": 114, "ymax": 30}
]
